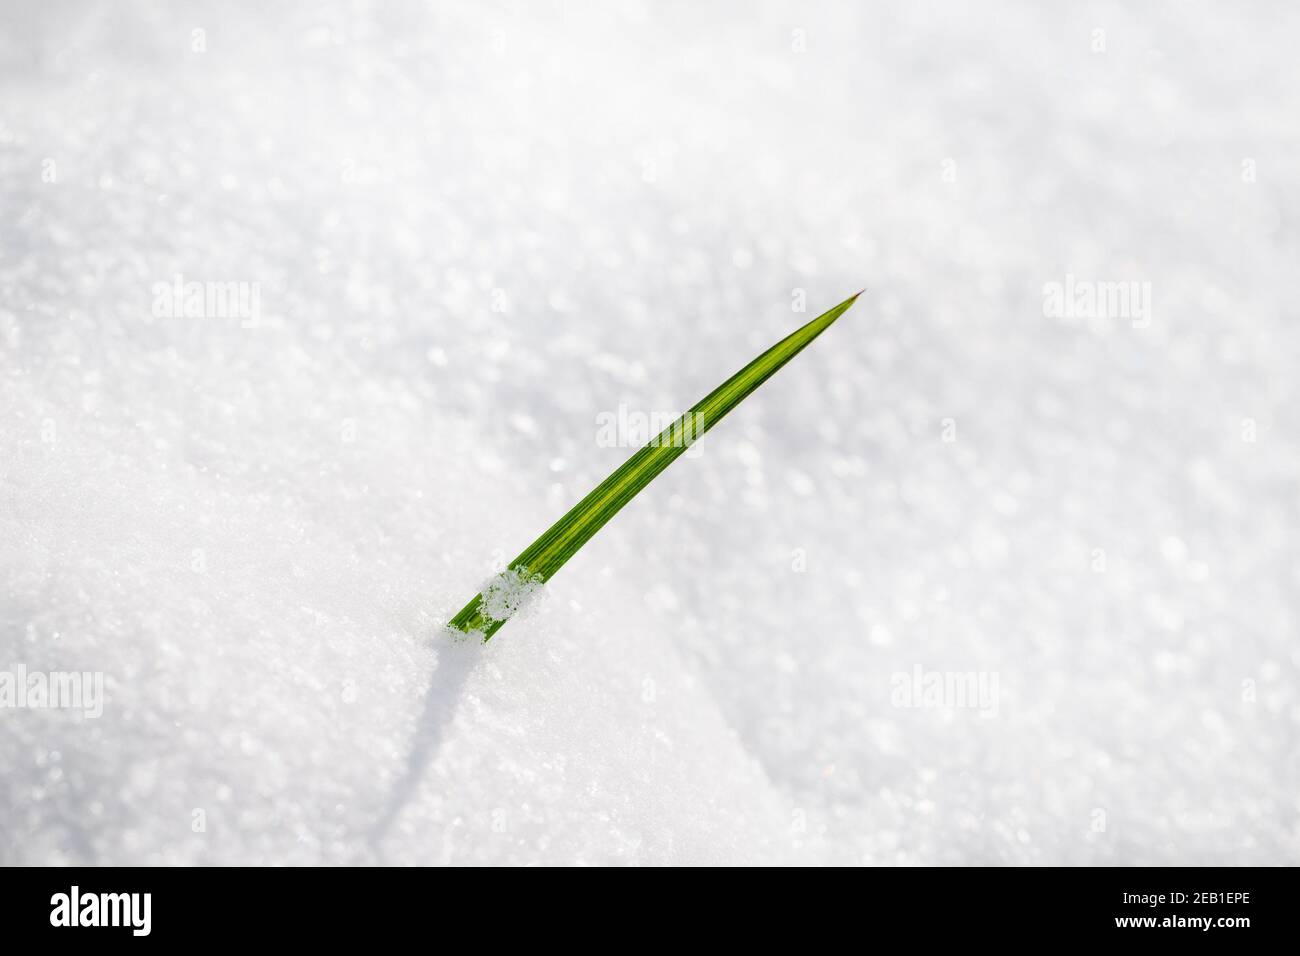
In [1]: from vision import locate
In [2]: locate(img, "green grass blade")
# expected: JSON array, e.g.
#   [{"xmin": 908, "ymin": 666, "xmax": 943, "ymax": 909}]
[{"xmin": 448, "ymin": 291, "xmax": 861, "ymax": 640}]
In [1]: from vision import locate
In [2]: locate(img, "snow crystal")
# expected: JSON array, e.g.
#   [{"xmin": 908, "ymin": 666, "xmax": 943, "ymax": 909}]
[{"xmin": 479, "ymin": 568, "xmax": 545, "ymax": 625}]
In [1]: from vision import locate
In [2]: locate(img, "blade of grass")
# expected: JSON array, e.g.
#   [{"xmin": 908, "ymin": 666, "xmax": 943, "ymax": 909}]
[{"xmin": 448, "ymin": 291, "xmax": 861, "ymax": 640}]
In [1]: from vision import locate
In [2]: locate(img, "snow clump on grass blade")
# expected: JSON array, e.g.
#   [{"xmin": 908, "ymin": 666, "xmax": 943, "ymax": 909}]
[{"xmin": 479, "ymin": 567, "xmax": 545, "ymax": 625}]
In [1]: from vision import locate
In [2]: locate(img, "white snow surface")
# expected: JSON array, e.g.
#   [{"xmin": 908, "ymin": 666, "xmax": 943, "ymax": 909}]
[{"xmin": 2, "ymin": 1, "xmax": 1298, "ymax": 865}]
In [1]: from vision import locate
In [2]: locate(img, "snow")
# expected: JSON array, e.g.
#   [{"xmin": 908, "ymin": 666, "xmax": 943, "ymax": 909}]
[
  {"xmin": 2, "ymin": 1, "xmax": 1298, "ymax": 865},
  {"xmin": 478, "ymin": 567, "xmax": 544, "ymax": 627}
]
